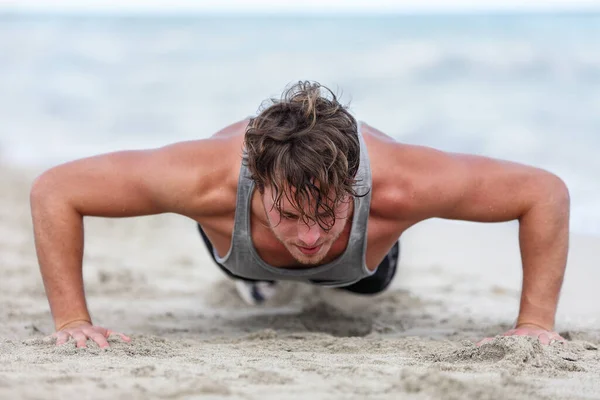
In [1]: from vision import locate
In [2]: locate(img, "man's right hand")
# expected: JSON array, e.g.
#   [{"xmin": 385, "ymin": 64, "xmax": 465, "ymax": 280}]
[{"xmin": 54, "ymin": 320, "xmax": 131, "ymax": 349}]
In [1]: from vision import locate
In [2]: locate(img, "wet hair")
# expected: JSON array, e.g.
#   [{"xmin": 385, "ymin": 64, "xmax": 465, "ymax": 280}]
[{"xmin": 243, "ymin": 80, "xmax": 363, "ymax": 231}]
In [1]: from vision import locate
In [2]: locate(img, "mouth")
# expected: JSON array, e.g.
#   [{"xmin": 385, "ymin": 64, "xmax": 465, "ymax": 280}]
[{"xmin": 297, "ymin": 244, "xmax": 322, "ymax": 255}]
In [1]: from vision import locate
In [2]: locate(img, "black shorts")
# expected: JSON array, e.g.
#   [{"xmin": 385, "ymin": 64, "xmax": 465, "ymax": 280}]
[{"xmin": 197, "ymin": 224, "xmax": 399, "ymax": 295}]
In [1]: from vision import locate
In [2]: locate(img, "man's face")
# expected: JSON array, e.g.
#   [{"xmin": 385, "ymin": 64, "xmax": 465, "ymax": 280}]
[{"xmin": 261, "ymin": 185, "xmax": 353, "ymax": 266}]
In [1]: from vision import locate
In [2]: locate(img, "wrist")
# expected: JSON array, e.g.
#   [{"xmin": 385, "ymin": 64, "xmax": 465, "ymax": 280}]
[
  {"xmin": 56, "ymin": 318, "xmax": 92, "ymax": 331},
  {"xmin": 515, "ymin": 320, "xmax": 552, "ymax": 331},
  {"xmin": 517, "ymin": 298, "xmax": 556, "ymax": 332}
]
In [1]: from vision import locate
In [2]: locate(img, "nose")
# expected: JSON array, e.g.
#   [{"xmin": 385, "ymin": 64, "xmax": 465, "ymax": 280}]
[{"xmin": 297, "ymin": 221, "xmax": 321, "ymax": 247}]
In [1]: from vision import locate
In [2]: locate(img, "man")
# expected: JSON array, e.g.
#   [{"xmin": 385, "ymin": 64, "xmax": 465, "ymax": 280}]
[{"xmin": 30, "ymin": 81, "xmax": 569, "ymax": 349}]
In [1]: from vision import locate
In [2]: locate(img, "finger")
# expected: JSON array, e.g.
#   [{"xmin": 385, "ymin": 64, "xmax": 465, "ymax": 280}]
[
  {"xmin": 538, "ymin": 332, "xmax": 552, "ymax": 345},
  {"xmin": 70, "ymin": 331, "xmax": 88, "ymax": 348},
  {"xmin": 502, "ymin": 329, "xmax": 517, "ymax": 337},
  {"xmin": 55, "ymin": 331, "xmax": 70, "ymax": 346},
  {"xmin": 107, "ymin": 330, "xmax": 131, "ymax": 343},
  {"xmin": 92, "ymin": 326, "xmax": 109, "ymax": 337},
  {"xmin": 87, "ymin": 332, "xmax": 110, "ymax": 349},
  {"xmin": 476, "ymin": 337, "xmax": 494, "ymax": 347},
  {"xmin": 552, "ymin": 333, "xmax": 566, "ymax": 343}
]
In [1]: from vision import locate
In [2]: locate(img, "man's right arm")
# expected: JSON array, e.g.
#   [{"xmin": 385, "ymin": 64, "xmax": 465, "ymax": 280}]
[{"xmin": 30, "ymin": 139, "xmax": 228, "ymax": 335}]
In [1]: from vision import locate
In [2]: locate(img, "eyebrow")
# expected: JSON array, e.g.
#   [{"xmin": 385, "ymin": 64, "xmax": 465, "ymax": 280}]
[{"xmin": 281, "ymin": 210, "xmax": 331, "ymax": 218}]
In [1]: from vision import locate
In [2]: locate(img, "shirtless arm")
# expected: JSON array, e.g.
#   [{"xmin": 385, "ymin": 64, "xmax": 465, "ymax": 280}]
[
  {"xmin": 30, "ymin": 138, "xmax": 231, "ymax": 344},
  {"xmin": 385, "ymin": 143, "xmax": 569, "ymax": 337}
]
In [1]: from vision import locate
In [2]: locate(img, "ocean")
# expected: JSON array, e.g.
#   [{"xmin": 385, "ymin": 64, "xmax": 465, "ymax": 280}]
[{"xmin": 0, "ymin": 13, "xmax": 598, "ymax": 236}]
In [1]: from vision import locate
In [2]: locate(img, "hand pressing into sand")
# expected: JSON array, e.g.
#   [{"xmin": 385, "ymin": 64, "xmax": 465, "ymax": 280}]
[
  {"xmin": 53, "ymin": 320, "xmax": 131, "ymax": 349},
  {"xmin": 477, "ymin": 323, "xmax": 566, "ymax": 346}
]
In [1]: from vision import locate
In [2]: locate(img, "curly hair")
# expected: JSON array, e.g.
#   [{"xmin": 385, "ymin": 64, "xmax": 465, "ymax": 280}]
[{"xmin": 243, "ymin": 81, "xmax": 363, "ymax": 231}]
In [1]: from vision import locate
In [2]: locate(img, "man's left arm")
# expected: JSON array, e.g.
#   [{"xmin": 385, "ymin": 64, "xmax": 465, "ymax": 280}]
[{"xmin": 389, "ymin": 145, "xmax": 570, "ymax": 343}]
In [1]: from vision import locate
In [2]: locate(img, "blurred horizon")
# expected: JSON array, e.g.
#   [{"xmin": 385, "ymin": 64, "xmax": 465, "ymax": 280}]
[
  {"xmin": 2, "ymin": 11, "xmax": 600, "ymax": 17},
  {"xmin": 1, "ymin": 11, "xmax": 599, "ymax": 236},
  {"xmin": 2, "ymin": 0, "xmax": 600, "ymax": 15}
]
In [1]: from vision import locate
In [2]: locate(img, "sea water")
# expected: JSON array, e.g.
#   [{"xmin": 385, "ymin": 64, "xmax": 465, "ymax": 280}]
[{"xmin": 0, "ymin": 12, "xmax": 598, "ymax": 235}]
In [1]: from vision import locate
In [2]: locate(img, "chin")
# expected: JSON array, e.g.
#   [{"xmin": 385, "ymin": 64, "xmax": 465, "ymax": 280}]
[
  {"xmin": 290, "ymin": 247, "xmax": 327, "ymax": 265},
  {"xmin": 294, "ymin": 256, "xmax": 323, "ymax": 266}
]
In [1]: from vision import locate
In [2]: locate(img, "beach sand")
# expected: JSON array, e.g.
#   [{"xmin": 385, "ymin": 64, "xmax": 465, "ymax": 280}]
[{"xmin": 1, "ymin": 164, "xmax": 599, "ymax": 400}]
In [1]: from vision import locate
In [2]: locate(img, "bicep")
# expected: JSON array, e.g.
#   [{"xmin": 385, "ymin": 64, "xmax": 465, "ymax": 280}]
[
  {"xmin": 394, "ymin": 146, "xmax": 562, "ymax": 223},
  {"xmin": 32, "ymin": 141, "xmax": 216, "ymax": 218}
]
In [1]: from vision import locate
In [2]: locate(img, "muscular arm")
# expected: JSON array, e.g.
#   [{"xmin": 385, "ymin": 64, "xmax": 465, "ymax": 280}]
[
  {"xmin": 388, "ymin": 144, "xmax": 570, "ymax": 331},
  {"xmin": 30, "ymin": 139, "xmax": 232, "ymax": 331}
]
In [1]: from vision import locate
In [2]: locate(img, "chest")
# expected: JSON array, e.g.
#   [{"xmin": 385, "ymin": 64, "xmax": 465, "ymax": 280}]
[{"xmin": 202, "ymin": 208, "xmax": 404, "ymax": 272}]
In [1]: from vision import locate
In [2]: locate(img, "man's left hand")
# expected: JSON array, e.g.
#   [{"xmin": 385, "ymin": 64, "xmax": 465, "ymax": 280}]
[{"xmin": 477, "ymin": 323, "xmax": 565, "ymax": 346}]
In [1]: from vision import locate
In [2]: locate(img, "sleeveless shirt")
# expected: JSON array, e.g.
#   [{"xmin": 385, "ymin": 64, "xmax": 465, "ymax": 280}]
[{"xmin": 213, "ymin": 121, "xmax": 374, "ymax": 287}]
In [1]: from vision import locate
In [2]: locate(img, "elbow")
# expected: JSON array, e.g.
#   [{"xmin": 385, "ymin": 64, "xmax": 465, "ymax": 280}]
[
  {"xmin": 30, "ymin": 170, "xmax": 62, "ymax": 210},
  {"xmin": 30, "ymin": 174, "xmax": 49, "ymax": 211},
  {"xmin": 538, "ymin": 173, "xmax": 570, "ymax": 217},
  {"xmin": 547, "ymin": 173, "xmax": 570, "ymax": 208},
  {"xmin": 520, "ymin": 173, "xmax": 570, "ymax": 224}
]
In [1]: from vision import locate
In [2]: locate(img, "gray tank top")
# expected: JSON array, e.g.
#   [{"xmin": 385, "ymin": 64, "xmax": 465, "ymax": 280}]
[{"xmin": 213, "ymin": 121, "xmax": 374, "ymax": 287}]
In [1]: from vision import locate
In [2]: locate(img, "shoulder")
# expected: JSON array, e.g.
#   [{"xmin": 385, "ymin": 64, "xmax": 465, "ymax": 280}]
[
  {"xmin": 360, "ymin": 122, "xmax": 410, "ymax": 219},
  {"xmin": 159, "ymin": 118, "xmax": 247, "ymax": 176},
  {"xmin": 360, "ymin": 121, "xmax": 465, "ymax": 222},
  {"xmin": 154, "ymin": 118, "xmax": 249, "ymax": 220}
]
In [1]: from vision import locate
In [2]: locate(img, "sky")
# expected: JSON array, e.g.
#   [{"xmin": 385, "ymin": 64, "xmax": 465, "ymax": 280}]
[{"xmin": 1, "ymin": 0, "xmax": 599, "ymax": 14}]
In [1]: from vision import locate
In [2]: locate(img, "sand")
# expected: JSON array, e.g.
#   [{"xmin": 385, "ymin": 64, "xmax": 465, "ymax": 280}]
[{"xmin": 1, "ymin": 163, "xmax": 599, "ymax": 400}]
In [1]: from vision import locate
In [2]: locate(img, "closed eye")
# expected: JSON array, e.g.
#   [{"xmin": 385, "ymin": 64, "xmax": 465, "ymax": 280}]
[{"xmin": 282, "ymin": 212, "xmax": 332, "ymax": 221}]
